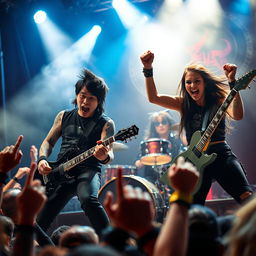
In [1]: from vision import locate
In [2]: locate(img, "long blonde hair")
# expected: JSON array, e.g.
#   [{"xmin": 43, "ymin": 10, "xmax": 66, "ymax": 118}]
[{"xmin": 224, "ymin": 196, "xmax": 256, "ymax": 256}]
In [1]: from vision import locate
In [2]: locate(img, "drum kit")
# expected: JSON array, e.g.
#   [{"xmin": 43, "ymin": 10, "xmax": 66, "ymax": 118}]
[{"xmin": 98, "ymin": 139, "xmax": 174, "ymax": 222}]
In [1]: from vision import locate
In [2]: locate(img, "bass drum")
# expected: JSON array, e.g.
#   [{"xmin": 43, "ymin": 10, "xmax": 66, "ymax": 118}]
[
  {"xmin": 98, "ymin": 175, "xmax": 165, "ymax": 223},
  {"xmin": 102, "ymin": 165, "xmax": 137, "ymax": 184}
]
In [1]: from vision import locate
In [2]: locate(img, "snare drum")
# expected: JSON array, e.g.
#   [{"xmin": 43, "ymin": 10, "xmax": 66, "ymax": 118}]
[
  {"xmin": 140, "ymin": 138, "xmax": 172, "ymax": 165},
  {"xmin": 102, "ymin": 165, "xmax": 137, "ymax": 184},
  {"xmin": 98, "ymin": 175, "xmax": 165, "ymax": 222}
]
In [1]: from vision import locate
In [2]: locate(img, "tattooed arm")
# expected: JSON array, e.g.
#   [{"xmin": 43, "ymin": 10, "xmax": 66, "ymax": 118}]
[
  {"xmin": 38, "ymin": 111, "xmax": 63, "ymax": 175},
  {"xmin": 93, "ymin": 119, "xmax": 115, "ymax": 163}
]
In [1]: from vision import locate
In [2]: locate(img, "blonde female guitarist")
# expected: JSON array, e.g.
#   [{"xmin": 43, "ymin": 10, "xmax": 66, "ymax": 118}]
[{"xmin": 140, "ymin": 50, "xmax": 254, "ymax": 205}]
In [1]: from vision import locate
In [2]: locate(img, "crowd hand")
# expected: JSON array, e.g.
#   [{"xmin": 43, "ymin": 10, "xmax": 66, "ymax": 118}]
[
  {"xmin": 168, "ymin": 156, "xmax": 199, "ymax": 194},
  {"xmin": 140, "ymin": 50, "xmax": 154, "ymax": 69},
  {"xmin": 223, "ymin": 63, "xmax": 237, "ymax": 82},
  {"xmin": 94, "ymin": 140, "xmax": 109, "ymax": 162},
  {"xmin": 15, "ymin": 167, "xmax": 30, "ymax": 180},
  {"xmin": 104, "ymin": 168, "xmax": 154, "ymax": 237},
  {"xmin": 0, "ymin": 135, "xmax": 23, "ymax": 173},
  {"xmin": 15, "ymin": 145, "xmax": 37, "ymax": 179},
  {"xmin": 16, "ymin": 146, "xmax": 47, "ymax": 225}
]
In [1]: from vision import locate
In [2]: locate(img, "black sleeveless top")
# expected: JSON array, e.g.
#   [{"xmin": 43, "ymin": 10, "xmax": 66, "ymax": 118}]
[
  {"xmin": 185, "ymin": 104, "xmax": 226, "ymax": 144},
  {"xmin": 57, "ymin": 109, "xmax": 110, "ymax": 172}
]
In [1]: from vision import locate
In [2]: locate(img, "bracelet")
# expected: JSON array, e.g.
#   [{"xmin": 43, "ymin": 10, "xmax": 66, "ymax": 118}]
[
  {"xmin": 228, "ymin": 80, "xmax": 236, "ymax": 89},
  {"xmin": 0, "ymin": 172, "xmax": 8, "ymax": 185},
  {"xmin": 169, "ymin": 191, "xmax": 193, "ymax": 209},
  {"xmin": 170, "ymin": 199, "xmax": 191, "ymax": 209},
  {"xmin": 143, "ymin": 68, "xmax": 153, "ymax": 78},
  {"xmin": 37, "ymin": 156, "xmax": 47, "ymax": 165},
  {"xmin": 137, "ymin": 226, "xmax": 160, "ymax": 249},
  {"xmin": 12, "ymin": 176, "xmax": 19, "ymax": 182},
  {"xmin": 99, "ymin": 155, "xmax": 110, "ymax": 164}
]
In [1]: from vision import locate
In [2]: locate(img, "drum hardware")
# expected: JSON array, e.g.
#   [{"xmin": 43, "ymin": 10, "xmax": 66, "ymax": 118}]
[
  {"xmin": 102, "ymin": 165, "xmax": 137, "ymax": 184},
  {"xmin": 140, "ymin": 139, "xmax": 172, "ymax": 166},
  {"xmin": 154, "ymin": 176, "xmax": 172, "ymax": 211},
  {"xmin": 98, "ymin": 175, "xmax": 165, "ymax": 223}
]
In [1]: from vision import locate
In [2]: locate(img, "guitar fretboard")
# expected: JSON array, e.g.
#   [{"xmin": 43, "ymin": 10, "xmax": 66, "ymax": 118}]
[
  {"xmin": 196, "ymin": 89, "xmax": 237, "ymax": 152},
  {"xmin": 63, "ymin": 136, "xmax": 115, "ymax": 171}
]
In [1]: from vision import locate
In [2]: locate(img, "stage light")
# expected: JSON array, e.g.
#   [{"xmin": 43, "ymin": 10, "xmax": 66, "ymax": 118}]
[
  {"xmin": 91, "ymin": 25, "xmax": 102, "ymax": 36},
  {"xmin": 33, "ymin": 10, "xmax": 47, "ymax": 24},
  {"xmin": 112, "ymin": 0, "xmax": 147, "ymax": 29}
]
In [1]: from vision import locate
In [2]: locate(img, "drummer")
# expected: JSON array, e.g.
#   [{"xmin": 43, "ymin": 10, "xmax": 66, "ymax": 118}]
[{"xmin": 135, "ymin": 110, "xmax": 186, "ymax": 183}]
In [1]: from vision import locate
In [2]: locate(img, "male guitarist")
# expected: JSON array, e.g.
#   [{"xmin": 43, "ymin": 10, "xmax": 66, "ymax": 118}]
[
  {"xmin": 37, "ymin": 69, "xmax": 114, "ymax": 236},
  {"xmin": 140, "ymin": 50, "xmax": 253, "ymax": 205}
]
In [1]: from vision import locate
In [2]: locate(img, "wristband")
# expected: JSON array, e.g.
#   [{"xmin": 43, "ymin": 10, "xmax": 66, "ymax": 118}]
[
  {"xmin": 0, "ymin": 172, "xmax": 8, "ymax": 185},
  {"xmin": 143, "ymin": 68, "xmax": 153, "ymax": 78},
  {"xmin": 137, "ymin": 226, "xmax": 160, "ymax": 249},
  {"xmin": 228, "ymin": 80, "xmax": 236, "ymax": 89},
  {"xmin": 99, "ymin": 155, "xmax": 110, "ymax": 164},
  {"xmin": 12, "ymin": 176, "xmax": 19, "ymax": 182},
  {"xmin": 37, "ymin": 156, "xmax": 47, "ymax": 165},
  {"xmin": 169, "ymin": 191, "xmax": 193, "ymax": 209}
]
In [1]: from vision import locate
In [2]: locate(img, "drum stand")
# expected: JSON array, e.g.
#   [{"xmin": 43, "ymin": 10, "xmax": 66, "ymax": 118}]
[{"xmin": 153, "ymin": 165, "xmax": 171, "ymax": 218}]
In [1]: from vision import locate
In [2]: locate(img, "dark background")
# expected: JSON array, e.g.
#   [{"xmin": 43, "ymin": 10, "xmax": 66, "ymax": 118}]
[{"xmin": 0, "ymin": 0, "xmax": 256, "ymax": 187}]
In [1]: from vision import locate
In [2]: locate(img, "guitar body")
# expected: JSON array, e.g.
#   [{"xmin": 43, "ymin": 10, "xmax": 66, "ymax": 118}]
[
  {"xmin": 160, "ymin": 69, "xmax": 256, "ymax": 195},
  {"xmin": 43, "ymin": 161, "xmax": 66, "ymax": 195},
  {"xmin": 36, "ymin": 125, "xmax": 139, "ymax": 196},
  {"xmin": 160, "ymin": 131, "xmax": 217, "ymax": 194}
]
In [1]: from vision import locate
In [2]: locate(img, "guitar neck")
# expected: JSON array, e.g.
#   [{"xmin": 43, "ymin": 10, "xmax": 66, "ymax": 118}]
[
  {"xmin": 196, "ymin": 89, "xmax": 238, "ymax": 152},
  {"xmin": 63, "ymin": 136, "xmax": 115, "ymax": 171}
]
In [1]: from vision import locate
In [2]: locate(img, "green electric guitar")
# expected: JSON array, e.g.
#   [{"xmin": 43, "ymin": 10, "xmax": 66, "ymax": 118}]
[{"xmin": 160, "ymin": 69, "xmax": 256, "ymax": 194}]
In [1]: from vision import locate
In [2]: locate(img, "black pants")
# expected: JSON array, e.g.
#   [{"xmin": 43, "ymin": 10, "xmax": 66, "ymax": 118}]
[
  {"xmin": 193, "ymin": 142, "xmax": 253, "ymax": 205},
  {"xmin": 37, "ymin": 169, "xmax": 109, "ymax": 236}
]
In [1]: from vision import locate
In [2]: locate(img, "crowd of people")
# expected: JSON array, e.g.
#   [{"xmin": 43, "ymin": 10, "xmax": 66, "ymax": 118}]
[{"xmin": 0, "ymin": 57, "xmax": 255, "ymax": 256}]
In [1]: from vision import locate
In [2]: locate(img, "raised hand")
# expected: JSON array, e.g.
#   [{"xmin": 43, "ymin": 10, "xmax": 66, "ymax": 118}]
[
  {"xmin": 104, "ymin": 168, "xmax": 154, "ymax": 237},
  {"xmin": 140, "ymin": 50, "xmax": 154, "ymax": 69},
  {"xmin": 223, "ymin": 63, "xmax": 237, "ymax": 82},
  {"xmin": 168, "ymin": 156, "xmax": 199, "ymax": 194},
  {"xmin": 15, "ymin": 167, "xmax": 30, "ymax": 179},
  {"xmin": 16, "ymin": 145, "xmax": 47, "ymax": 225},
  {"xmin": 0, "ymin": 135, "xmax": 23, "ymax": 173}
]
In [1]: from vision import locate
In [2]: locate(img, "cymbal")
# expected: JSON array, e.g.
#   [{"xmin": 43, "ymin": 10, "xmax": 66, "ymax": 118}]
[{"xmin": 112, "ymin": 142, "xmax": 128, "ymax": 152}]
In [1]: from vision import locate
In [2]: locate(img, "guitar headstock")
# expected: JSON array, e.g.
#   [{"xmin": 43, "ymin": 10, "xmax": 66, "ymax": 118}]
[
  {"xmin": 114, "ymin": 125, "xmax": 139, "ymax": 142},
  {"xmin": 234, "ymin": 69, "xmax": 256, "ymax": 91}
]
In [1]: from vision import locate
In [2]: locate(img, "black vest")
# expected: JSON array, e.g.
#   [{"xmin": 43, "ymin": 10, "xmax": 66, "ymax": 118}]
[
  {"xmin": 185, "ymin": 104, "xmax": 226, "ymax": 144},
  {"xmin": 57, "ymin": 109, "xmax": 110, "ymax": 172}
]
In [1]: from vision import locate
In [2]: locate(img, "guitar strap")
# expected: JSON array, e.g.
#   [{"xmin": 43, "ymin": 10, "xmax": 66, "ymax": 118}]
[{"xmin": 201, "ymin": 108, "xmax": 210, "ymax": 133}]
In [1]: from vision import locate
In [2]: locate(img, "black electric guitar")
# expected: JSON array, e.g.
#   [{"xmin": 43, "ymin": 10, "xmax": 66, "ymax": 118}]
[
  {"xmin": 160, "ymin": 70, "xmax": 256, "ymax": 194},
  {"xmin": 40, "ymin": 125, "xmax": 139, "ymax": 194}
]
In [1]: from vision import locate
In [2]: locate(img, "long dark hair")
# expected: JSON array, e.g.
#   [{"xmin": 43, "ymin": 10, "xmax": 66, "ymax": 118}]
[
  {"xmin": 72, "ymin": 69, "xmax": 109, "ymax": 116},
  {"xmin": 178, "ymin": 64, "xmax": 228, "ymax": 133}
]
